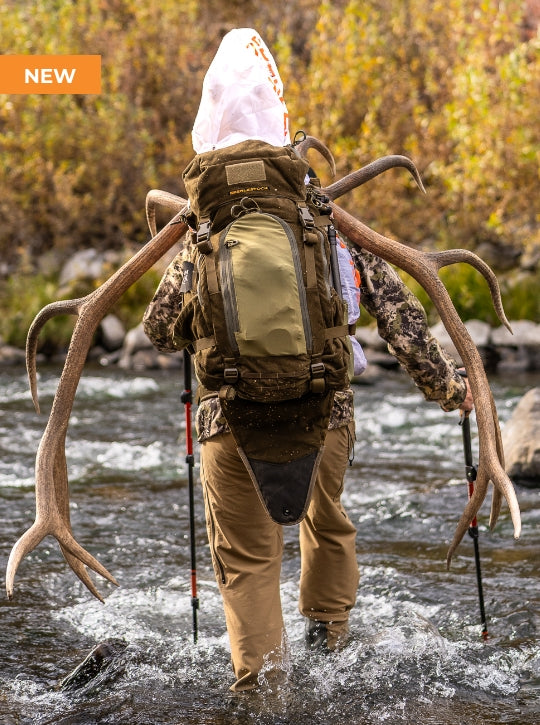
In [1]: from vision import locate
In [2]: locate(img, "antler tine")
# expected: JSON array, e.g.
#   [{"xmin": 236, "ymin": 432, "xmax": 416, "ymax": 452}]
[
  {"xmin": 7, "ymin": 206, "xmax": 189, "ymax": 601},
  {"xmin": 446, "ymin": 468, "xmax": 490, "ymax": 566},
  {"xmin": 447, "ymin": 430, "xmax": 509, "ymax": 567},
  {"xmin": 428, "ymin": 248, "xmax": 512, "ymax": 332},
  {"xmin": 53, "ymin": 444, "xmax": 108, "ymax": 601},
  {"xmin": 146, "ymin": 189, "xmax": 187, "ymax": 237},
  {"xmin": 322, "ymin": 155, "xmax": 426, "ymax": 200},
  {"xmin": 295, "ymin": 134, "xmax": 337, "ymax": 176},
  {"xmin": 487, "ymin": 390, "xmax": 506, "ymax": 530},
  {"xmin": 6, "ymin": 515, "xmax": 119, "ymax": 601},
  {"xmin": 27, "ymin": 298, "xmax": 86, "ymax": 414},
  {"xmin": 448, "ymin": 387, "xmax": 506, "ymax": 566},
  {"xmin": 330, "ymin": 203, "xmax": 521, "ymax": 561}
]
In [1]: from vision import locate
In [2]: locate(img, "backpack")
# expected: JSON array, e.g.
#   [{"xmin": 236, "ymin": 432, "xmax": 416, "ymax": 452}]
[
  {"xmin": 173, "ymin": 139, "xmax": 352, "ymax": 404},
  {"xmin": 172, "ymin": 139, "xmax": 354, "ymax": 525}
]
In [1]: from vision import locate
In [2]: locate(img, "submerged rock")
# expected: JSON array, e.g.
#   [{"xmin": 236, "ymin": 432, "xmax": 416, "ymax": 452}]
[{"xmin": 59, "ymin": 639, "xmax": 128, "ymax": 692}]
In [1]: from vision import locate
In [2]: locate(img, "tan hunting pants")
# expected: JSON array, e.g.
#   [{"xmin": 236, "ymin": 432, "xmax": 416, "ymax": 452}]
[{"xmin": 200, "ymin": 420, "xmax": 359, "ymax": 691}]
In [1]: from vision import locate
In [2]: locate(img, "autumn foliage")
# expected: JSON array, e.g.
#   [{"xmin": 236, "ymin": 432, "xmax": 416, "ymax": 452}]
[{"xmin": 0, "ymin": 0, "xmax": 538, "ymax": 327}]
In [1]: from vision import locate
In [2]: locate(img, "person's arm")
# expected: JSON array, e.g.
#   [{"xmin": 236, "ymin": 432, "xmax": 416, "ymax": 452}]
[
  {"xmin": 142, "ymin": 251, "xmax": 184, "ymax": 353},
  {"xmin": 351, "ymin": 247, "xmax": 469, "ymax": 412}
]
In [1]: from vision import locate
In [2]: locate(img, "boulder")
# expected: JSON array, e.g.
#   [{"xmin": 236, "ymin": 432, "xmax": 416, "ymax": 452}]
[
  {"xmin": 503, "ymin": 387, "xmax": 540, "ymax": 487},
  {"xmin": 0, "ymin": 344, "xmax": 26, "ymax": 366},
  {"xmin": 117, "ymin": 322, "xmax": 182, "ymax": 370},
  {"xmin": 365, "ymin": 349, "xmax": 400, "ymax": 370},
  {"xmin": 121, "ymin": 322, "xmax": 154, "ymax": 356},
  {"xmin": 430, "ymin": 319, "xmax": 495, "ymax": 368},
  {"xmin": 491, "ymin": 320, "xmax": 540, "ymax": 347},
  {"xmin": 121, "ymin": 348, "xmax": 161, "ymax": 371},
  {"xmin": 118, "ymin": 322, "xmax": 154, "ymax": 369},
  {"xmin": 99, "ymin": 314, "xmax": 126, "ymax": 352},
  {"xmin": 491, "ymin": 320, "xmax": 540, "ymax": 372},
  {"xmin": 58, "ymin": 249, "xmax": 117, "ymax": 288}
]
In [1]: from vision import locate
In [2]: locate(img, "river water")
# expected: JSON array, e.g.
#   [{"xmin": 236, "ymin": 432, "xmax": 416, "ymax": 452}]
[{"xmin": 0, "ymin": 364, "xmax": 538, "ymax": 725}]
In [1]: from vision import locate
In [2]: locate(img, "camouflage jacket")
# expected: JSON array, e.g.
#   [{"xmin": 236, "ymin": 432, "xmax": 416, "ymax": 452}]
[{"xmin": 143, "ymin": 243, "xmax": 466, "ymax": 442}]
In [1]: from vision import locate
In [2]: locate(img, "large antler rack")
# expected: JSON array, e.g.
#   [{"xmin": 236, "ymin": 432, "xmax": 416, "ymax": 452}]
[
  {"xmin": 6, "ymin": 205, "xmax": 189, "ymax": 602},
  {"xmin": 142, "ymin": 160, "xmax": 522, "ymax": 564},
  {"xmin": 7, "ymin": 138, "xmax": 521, "ymax": 603},
  {"xmin": 294, "ymin": 138, "xmax": 520, "ymax": 563}
]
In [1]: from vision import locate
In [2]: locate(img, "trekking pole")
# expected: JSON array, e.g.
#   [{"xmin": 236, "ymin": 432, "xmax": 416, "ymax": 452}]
[
  {"xmin": 459, "ymin": 411, "xmax": 489, "ymax": 641},
  {"xmin": 181, "ymin": 348, "xmax": 199, "ymax": 643}
]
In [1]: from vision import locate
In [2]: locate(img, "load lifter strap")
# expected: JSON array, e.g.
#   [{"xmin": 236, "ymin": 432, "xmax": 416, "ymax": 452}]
[
  {"xmin": 305, "ymin": 244, "xmax": 317, "ymax": 289},
  {"xmin": 297, "ymin": 202, "xmax": 319, "ymax": 288}
]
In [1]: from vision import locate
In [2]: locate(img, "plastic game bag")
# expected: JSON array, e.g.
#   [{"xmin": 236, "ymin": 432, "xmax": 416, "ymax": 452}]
[{"xmin": 192, "ymin": 28, "xmax": 290, "ymax": 153}]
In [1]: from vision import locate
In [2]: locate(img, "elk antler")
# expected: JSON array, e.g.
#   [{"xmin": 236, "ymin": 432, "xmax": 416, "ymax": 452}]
[
  {"xmin": 295, "ymin": 134, "xmax": 426, "ymax": 195},
  {"xmin": 149, "ymin": 173, "xmax": 520, "ymax": 566},
  {"xmin": 329, "ymin": 202, "xmax": 520, "ymax": 564},
  {"xmin": 295, "ymin": 134, "xmax": 336, "ymax": 176},
  {"xmin": 322, "ymin": 155, "xmax": 426, "ymax": 198},
  {"xmin": 8, "ymin": 141, "xmax": 520, "ymax": 601},
  {"xmin": 146, "ymin": 189, "xmax": 188, "ymax": 238},
  {"xmin": 6, "ymin": 204, "xmax": 189, "ymax": 601}
]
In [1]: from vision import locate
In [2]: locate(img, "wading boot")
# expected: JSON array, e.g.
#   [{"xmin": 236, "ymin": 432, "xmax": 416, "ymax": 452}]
[{"xmin": 305, "ymin": 620, "xmax": 328, "ymax": 652}]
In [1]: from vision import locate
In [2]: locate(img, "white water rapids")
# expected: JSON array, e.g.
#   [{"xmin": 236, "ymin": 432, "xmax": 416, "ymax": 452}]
[{"xmin": 0, "ymin": 366, "xmax": 538, "ymax": 724}]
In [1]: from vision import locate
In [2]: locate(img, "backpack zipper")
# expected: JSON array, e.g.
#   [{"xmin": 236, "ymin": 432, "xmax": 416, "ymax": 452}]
[
  {"xmin": 219, "ymin": 232, "xmax": 241, "ymax": 355},
  {"xmin": 270, "ymin": 212, "xmax": 313, "ymax": 352}
]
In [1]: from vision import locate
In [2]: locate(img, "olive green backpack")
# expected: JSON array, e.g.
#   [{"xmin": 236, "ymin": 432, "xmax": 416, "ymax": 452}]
[
  {"xmin": 174, "ymin": 139, "xmax": 352, "ymax": 524},
  {"xmin": 174, "ymin": 139, "xmax": 351, "ymax": 402}
]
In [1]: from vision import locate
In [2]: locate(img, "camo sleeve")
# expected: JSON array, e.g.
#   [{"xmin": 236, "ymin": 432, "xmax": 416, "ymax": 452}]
[
  {"xmin": 351, "ymin": 248, "xmax": 467, "ymax": 412},
  {"xmin": 142, "ymin": 252, "xmax": 184, "ymax": 353}
]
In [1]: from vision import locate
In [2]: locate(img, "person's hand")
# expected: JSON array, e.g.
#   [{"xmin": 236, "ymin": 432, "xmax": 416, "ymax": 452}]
[{"xmin": 457, "ymin": 368, "xmax": 474, "ymax": 413}]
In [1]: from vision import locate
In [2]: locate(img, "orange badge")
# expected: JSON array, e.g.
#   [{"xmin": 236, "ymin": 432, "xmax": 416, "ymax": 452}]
[{"xmin": 0, "ymin": 55, "xmax": 101, "ymax": 94}]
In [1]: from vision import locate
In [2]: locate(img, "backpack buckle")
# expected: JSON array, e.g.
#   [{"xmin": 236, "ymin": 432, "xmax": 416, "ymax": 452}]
[
  {"xmin": 196, "ymin": 221, "xmax": 213, "ymax": 253},
  {"xmin": 218, "ymin": 385, "xmax": 237, "ymax": 401},
  {"xmin": 310, "ymin": 362, "xmax": 326, "ymax": 393},
  {"xmin": 223, "ymin": 367, "xmax": 239, "ymax": 383},
  {"xmin": 297, "ymin": 203, "xmax": 315, "ymax": 229}
]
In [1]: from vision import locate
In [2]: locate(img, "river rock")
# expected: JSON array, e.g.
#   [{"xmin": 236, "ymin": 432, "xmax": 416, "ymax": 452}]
[
  {"xmin": 121, "ymin": 322, "xmax": 154, "ymax": 355},
  {"xmin": 356, "ymin": 325, "xmax": 388, "ymax": 352},
  {"xmin": 117, "ymin": 322, "xmax": 182, "ymax": 370},
  {"xmin": 429, "ymin": 319, "xmax": 497, "ymax": 369},
  {"xmin": 491, "ymin": 320, "xmax": 540, "ymax": 372},
  {"xmin": 491, "ymin": 320, "xmax": 540, "ymax": 346},
  {"xmin": 0, "ymin": 344, "xmax": 26, "ymax": 365},
  {"xmin": 503, "ymin": 387, "xmax": 540, "ymax": 487},
  {"xmin": 60, "ymin": 639, "xmax": 128, "ymax": 692},
  {"xmin": 365, "ymin": 349, "xmax": 400, "ymax": 370},
  {"xmin": 118, "ymin": 322, "xmax": 155, "ymax": 369},
  {"xmin": 99, "ymin": 314, "xmax": 126, "ymax": 352},
  {"xmin": 58, "ymin": 248, "xmax": 120, "ymax": 289}
]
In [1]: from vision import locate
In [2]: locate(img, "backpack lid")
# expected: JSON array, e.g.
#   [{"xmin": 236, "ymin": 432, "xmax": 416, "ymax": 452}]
[{"xmin": 192, "ymin": 28, "xmax": 290, "ymax": 153}]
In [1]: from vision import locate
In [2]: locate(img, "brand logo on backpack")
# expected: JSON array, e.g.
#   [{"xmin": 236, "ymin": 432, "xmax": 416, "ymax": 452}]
[{"xmin": 229, "ymin": 185, "xmax": 270, "ymax": 196}]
